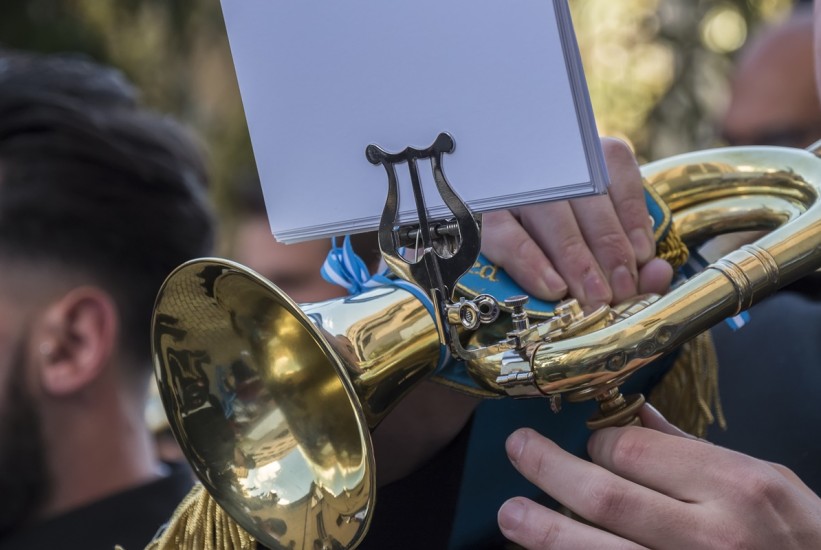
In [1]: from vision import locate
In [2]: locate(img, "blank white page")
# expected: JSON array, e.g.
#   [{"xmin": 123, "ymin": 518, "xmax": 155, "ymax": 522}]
[{"xmin": 221, "ymin": 0, "xmax": 606, "ymax": 242}]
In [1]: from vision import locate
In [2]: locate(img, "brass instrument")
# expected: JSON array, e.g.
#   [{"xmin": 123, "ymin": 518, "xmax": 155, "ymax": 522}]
[{"xmin": 152, "ymin": 145, "xmax": 821, "ymax": 549}]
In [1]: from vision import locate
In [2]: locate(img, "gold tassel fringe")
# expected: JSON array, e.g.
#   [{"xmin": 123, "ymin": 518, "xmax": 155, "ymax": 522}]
[
  {"xmin": 139, "ymin": 483, "xmax": 255, "ymax": 550},
  {"xmin": 648, "ymin": 331, "xmax": 727, "ymax": 438},
  {"xmin": 656, "ymin": 224, "xmax": 689, "ymax": 270}
]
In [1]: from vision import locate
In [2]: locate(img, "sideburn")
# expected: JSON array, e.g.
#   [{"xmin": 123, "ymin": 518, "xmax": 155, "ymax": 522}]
[{"xmin": 0, "ymin": 335, "xmax": 52, "ymax": 537}]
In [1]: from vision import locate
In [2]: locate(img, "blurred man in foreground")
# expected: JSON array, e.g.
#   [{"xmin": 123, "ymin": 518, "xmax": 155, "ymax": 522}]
[{"xmin": 0, "ymin": 52, "xmax": 214, "ymax": 549}]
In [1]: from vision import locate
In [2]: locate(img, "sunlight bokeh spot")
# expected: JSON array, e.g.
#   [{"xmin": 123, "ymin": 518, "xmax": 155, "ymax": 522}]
[{"xmin": 700, "ymin": 5, "xmax": 747, "ymax": 53}]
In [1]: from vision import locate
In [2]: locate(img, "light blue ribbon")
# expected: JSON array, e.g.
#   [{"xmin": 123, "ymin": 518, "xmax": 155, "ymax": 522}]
[
  {"xmin": 321, "ymin": 235, "xmax": 450, "ymax": 371},
  {"xmin": 320, "ymin": 235, "xmax": 379, "ymax": 295}
]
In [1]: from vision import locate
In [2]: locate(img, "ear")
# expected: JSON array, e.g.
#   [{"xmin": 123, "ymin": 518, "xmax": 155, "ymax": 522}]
[{"xmin": 34, "ymin": 287, "xmax": 119, "ymax": 396}]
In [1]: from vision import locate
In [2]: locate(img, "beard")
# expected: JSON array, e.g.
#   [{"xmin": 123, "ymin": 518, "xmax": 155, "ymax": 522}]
[{"xmin": 0, "ymin": 336, "xmax": 51, "ymax": 537}]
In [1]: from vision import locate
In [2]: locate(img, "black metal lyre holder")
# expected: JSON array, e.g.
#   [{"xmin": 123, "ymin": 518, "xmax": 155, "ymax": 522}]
[{"xmin": 366, "ymin": 132, "xmax": 504, "ymax": 355}]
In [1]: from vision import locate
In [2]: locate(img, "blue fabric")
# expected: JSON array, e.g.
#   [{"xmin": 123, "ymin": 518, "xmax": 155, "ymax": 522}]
[
  {"xmin": 644, "ymin": 183, "xmax": 672, "ymax": 242},
  {"xmin": 456, "ymin": 254, "xmax": 557, "ymax": 317}
]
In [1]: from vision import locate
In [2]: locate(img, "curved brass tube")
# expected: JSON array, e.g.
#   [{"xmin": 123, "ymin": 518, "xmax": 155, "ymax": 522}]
[{"xmin": 475, "ymin": 146, "xmax": 821, "ymax": 400}]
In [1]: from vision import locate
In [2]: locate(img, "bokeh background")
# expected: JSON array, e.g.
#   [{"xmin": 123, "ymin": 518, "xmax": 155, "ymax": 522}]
[{"xmin": 0, "ymin": 0, "xmax": 809, "ymax": 225}]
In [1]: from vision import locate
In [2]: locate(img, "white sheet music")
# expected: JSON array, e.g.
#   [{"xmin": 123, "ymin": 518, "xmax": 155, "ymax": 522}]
[{"xmin": 221, "ymin": 0, "xmax": 607, "ymax": 243}]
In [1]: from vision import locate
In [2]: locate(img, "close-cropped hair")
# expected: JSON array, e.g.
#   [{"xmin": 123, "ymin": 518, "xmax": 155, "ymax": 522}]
[{"xmin": 0, "ymin": 51, "xmax": 216, "ymax": 369}]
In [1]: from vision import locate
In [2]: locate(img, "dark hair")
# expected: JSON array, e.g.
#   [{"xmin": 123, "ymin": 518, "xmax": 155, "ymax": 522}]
[{"xmin": 0, "ymin": 52, "xmax": 216, "ymax": 369}]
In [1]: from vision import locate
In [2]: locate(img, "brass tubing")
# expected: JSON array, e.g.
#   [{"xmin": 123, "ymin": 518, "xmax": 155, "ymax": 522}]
[{"xmin": 526, "ymin": 146, "xmax": 821, "ymax": 397}]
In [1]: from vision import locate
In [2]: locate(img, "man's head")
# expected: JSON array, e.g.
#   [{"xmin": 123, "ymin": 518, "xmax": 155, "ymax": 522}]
[
  {"xmin": 0, "ymin": 51, "xmax": 215, "ymax": 532},
  {"xmin": 722, "ymin": 7, "xmax": 821, "ymax": 148}
]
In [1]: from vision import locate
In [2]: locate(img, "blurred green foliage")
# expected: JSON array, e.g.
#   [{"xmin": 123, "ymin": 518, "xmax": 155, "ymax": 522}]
[
  {"xmin": 571, "ymin": 0, "xmax": 796, "ymax": 160},
  {"xmin": 0, "ymin": 0, "xmax": 802, "ymax": 218}
]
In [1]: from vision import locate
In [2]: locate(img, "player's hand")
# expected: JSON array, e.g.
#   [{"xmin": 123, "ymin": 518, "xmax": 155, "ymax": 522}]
[
  {"xmin": 498, "ymin": 404, "xmax": 821, "ymax": 549},
  {"xmin": 482, "ymin": 138, "xmax": 672, "ymax": 307}
]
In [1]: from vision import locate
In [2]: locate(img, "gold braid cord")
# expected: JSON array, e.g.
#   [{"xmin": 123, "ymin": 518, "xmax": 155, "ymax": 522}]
[
  {"xmin": 136, "ymin": 483, "xmax": 255, "ymax": 550},
  {"xmin": 648, "ymin": 330, "xmax": 727, "ymax": 438},
  {"xmin": 656, "ymin": 224, "xmax": 689, "ymax": 270}
]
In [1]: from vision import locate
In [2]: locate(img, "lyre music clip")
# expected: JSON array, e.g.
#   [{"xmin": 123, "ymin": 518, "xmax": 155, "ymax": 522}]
[{"xmin": 366, "ymin": 132, "xmax": 482, "ymax": 348}]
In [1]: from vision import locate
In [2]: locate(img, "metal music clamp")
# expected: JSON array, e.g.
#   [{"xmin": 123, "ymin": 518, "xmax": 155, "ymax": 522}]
[{"xmin": 366, "ymin": 133, "xmax": 500, "ymax": 356}]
